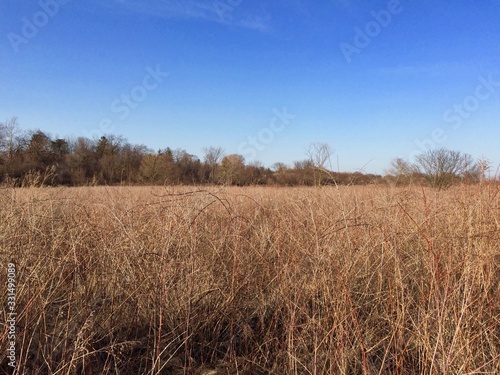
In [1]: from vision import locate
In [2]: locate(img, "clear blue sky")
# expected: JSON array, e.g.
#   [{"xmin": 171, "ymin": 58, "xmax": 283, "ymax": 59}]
[{"xmin": 1, "ymin": 0, "xmax": 499, "ymax": 174}]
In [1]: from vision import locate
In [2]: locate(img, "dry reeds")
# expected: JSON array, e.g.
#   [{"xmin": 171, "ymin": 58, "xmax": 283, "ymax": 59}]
[{"xmin": 1, "ymin": 184, "xmax": 499, "ymax": 374}]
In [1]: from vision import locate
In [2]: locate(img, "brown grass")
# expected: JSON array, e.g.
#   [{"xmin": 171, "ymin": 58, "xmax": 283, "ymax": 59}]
[{"xmin": 1, "ymin": 184, "xmax": 499, "ymax": 374}]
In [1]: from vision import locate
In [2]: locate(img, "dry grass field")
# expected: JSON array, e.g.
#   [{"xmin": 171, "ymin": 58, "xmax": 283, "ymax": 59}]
[{"xmin": 1, "ymin": 184, "xmax": 499, "ymax": 374}]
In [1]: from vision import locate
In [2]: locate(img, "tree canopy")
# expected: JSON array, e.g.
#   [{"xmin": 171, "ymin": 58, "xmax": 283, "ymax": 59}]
[{"xmin": 1, "ymin": 117, "xmax": 493, "ymax": 188}]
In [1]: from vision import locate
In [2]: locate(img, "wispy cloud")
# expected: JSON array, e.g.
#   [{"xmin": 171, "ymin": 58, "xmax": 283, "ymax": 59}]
[
  {"xmin": 106, "ymin": 0, "xmax": 270, "ymax": 32},
  {"xmin": 234, "ymin": 16, "xmax": 269, "ymax": 32}
]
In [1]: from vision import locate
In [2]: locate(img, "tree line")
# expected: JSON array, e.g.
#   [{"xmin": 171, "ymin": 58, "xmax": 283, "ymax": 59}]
[{"xmin": 0, "ymin": 117, "xmax": 493, "ymax": 188}]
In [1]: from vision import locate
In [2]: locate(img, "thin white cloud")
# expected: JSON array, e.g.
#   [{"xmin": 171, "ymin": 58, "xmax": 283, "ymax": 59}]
[
  {"xmin": 107, "ymin": 0, "xmax": 270, "ymax": 32},
  {"xmin": 235, "ymin": 16, "xmax": 269, "ymax": 32}
]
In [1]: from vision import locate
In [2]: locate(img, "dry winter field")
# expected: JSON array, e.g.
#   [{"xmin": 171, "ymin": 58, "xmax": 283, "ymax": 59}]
[{"xmin": 1, "ymin": 184, "xmax": 499, "ymax": 374}]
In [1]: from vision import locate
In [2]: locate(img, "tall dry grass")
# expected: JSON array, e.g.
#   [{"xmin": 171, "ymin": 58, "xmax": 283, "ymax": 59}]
[{"xmin": 1, "ymin": 184, "xmax": 499, "ymax": 374}]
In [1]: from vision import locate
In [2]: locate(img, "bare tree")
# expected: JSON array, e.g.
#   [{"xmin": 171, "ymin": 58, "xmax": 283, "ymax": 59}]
[
  {"xmin": 414, "ymin": 148, "xmax": 479, "ymax": 188},
  {"xmin": 477, "ymin": 157, "xmax": 491, "ymax": 183},
  {"xmin": 203, "ymin": 146, "xmax": 225, "ymax": 183},
  {"xmin": 220, "ymin": 154, "xmax": 245, "ymax": 185},
  {"xmin": 271, "ymin": 162, "xmax": 287, "ymax": 173},
  {"xmin": 0, "ymin": 116, "xmax": 21, "ymax": 160},
  {"xmin": 387, "ymin": 158, "xmax": 414, "ymax": 176},
  {"xmin": 306, "ymin": 142, "xmax": 334, "ymax": 185},
  {"xmin": 385, "ymin": 157, "xmax": 417, "ymax": 184}
]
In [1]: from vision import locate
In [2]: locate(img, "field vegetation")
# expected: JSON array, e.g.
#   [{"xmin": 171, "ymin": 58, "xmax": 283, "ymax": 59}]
[{"xmin": 1, "ymin": 183, "xmax": 499, "ymax": 374}]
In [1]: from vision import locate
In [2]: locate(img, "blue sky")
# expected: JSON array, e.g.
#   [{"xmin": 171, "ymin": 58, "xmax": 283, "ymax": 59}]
[{"xmin": 1, "ymin": 0, "xmax": 499, "ymax": 174}]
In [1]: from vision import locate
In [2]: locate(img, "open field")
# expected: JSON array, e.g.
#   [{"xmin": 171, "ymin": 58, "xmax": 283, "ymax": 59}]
[{"xmin": 1, "ymin": 184, "xmax": 499, "ymax": 374}]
